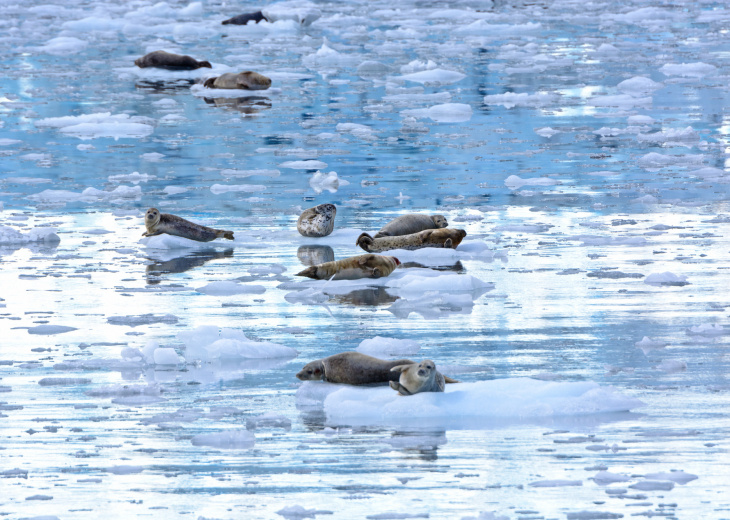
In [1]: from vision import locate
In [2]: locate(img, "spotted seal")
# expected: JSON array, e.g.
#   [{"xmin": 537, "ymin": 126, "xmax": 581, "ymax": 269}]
[
  {"xmin": 357, "ymin": 228, "xmax": 466, "ymax": 253},
  {"xmin": 297, "ymin": 203, "xmax": 336, "ymax": 237},
  {"xmin": 134, "ymin": 50, "xmax": 212, "ymax": 70},
  {"xmin": 296, "ymin": 352, "xmax": 416, "ymax": 385},
  {"xmin": 203, "ymin": 72, "xmax": 272, "ymax": 90},
  {"xmin": 222, "ymin": 11, "xmax": 266, "ymax": 25},
  {"xmin": 143, "ymin": 208, "xmax": 234, "ymax": 242},
  {"xmin": 295, "ymin": 254, "xmax": 399, "ymax": 280},
  {"xmin": 374, "ymin": 214, "xmax": 448, "ymax": 238},
  {"xmin": 389, "ymin": 360, "xmax": 456, "ymax": 396}
]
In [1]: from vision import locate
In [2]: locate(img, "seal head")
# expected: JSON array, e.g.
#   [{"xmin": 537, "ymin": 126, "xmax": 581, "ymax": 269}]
[{"xmin": 389, "ymin": 359, "xmax": 446, "ymax": 396}]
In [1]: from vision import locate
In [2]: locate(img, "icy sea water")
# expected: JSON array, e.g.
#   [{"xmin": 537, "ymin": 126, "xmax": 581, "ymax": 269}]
[{"xmin": 1, "ymin": 0, "xmax": 730, "ymax": 519}]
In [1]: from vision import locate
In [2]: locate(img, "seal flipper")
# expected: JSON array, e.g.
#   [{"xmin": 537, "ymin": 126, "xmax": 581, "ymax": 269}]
[
  {"xmin": 443, "ymin": 375, "xmax": 460, "ymax": 384},
  {"xmin": 444, "ymin": 238, "xmax": 453, "ymax": 248},
  {"xmin": 204, "ymin": 77, "xmax": 217, "ymax": 88},
  {"xmin": 215, "ymin": 230, "xmax": 235, "ymax": 240},
  {"xmin": 356, "ymin": 232, "xmax": 374, "ymax": 252},
  {"xmin": 143, "ymin": 230, "xmax": 163, "ymax": 237},
  {"xmin": 296, "ymin": 266, "xmax": 318, "ymax": 279}
]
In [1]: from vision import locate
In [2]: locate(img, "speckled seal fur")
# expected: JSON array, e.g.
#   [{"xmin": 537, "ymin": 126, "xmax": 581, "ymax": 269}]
[
  {"xmin": 134, "ymin": 50, "xmax": 211, "ymax": 70},
  {"xmin": 374, "ymin": 214, "xmax": 448, "ymax": 238},
  {"xmin": 296, "ymin": 352, "xmax": 415, "ymax": 385},
  {"xmin": 143, "ymin": 208, "xmax": 234, "ymax": 242},
  {"xmin": 357, "ymin": 228, "xmax": 466, "ymax": 253},
  {"xmin": 295, "ymin": 254, "xmax": 400, "ymax": 280},
  {"xmin": 203, "ymin": 71, "xmax": 271, "ymax": 90},
  {"xmin": 297, "ymin": 203, "xmax": 336, "ymax": 238},
  {"xmin": 389, "ymin": 360, "xmax": 454, "ymax": 396}
]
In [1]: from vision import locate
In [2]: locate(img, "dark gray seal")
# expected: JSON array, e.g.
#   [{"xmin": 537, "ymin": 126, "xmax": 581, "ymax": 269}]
[
  {"xmin": 222, "ymin": 11, "xmax": 267, "ymax": 25},
  {"xmin": 143, "ymin": 208, "xmax": 234, "ymax": 242},
  {"xmin": 134, "ymin": 50, "xmax": 211, "ymax": 70},
  {"xmin": 374, "ymin": 214, "xmax": 448, "ymax": 238},
  {"xmin": 203, "ymin": 72, "xmax": 272, "ymax": 90},
  {"xmin": 296, "ymin": 352, "xmax": 415, "ymax": 385}
]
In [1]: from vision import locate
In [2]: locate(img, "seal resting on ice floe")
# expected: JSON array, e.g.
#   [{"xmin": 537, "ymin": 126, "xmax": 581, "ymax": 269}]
[
  {"xmin": 203, "ymin": 72, "xmax": 272, "ymax": 90},
  {"xmin": 297, "ymin": 203, "xmax": 336, "ymax": 237},
  {"xmin": 296, "ymin": 352, "xmax": 416, "ymax": 385},
  {"xmin": 143, "ymin": 208, "xmax": 234, "ymax": 242},
  {"xmin": 222, "ymin": 11, "xmax": 267, "ymax": 25},
  {"xmin": 374, "ymin": 214, "xmax": 448, "ymax": 238},
  {"xmin": 134, "ymin": 50, "xmax": 212, "ymax": 70},
  {"xmin": 295, "ymin": 254, "xmax": 399, "ymax": 280},
  {"xmin": 390, "ymin": 359, "xmax": 454, "ymax": 396},
  {"xmin": 356, "ymin": 228, "xmax": 466, "ymax": 253}
]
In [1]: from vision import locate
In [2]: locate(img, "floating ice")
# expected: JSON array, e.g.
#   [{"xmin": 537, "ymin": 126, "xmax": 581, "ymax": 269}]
[
  {"xmin": 191, "ymin": 430, "xmax": 255, "ymax": 449},
  {"xmin": 654, "ymin": 359, "xmax": 687, "ymax": 373},
  {"xmin": 592, "ymin": 471, "xmax": 631, "ymax": 484},
  {"xmin": 310, "ymin": 170, "xmax": 348, "ymax": 194},
  {"xmin": 178, "ymin": 325, "xmax": 297, "ymax": 361},
  {"xmin": 536, "ymin": 127, "xmax": 560, "ymax": 138},
  {"xmin": 196, "ymin": 281, "xmax": 266, "ymax": 295},
  {"xmin": 402, "ymin": 103, "xmax": 472, "ymax": 123},
  {"xmin": 398, "ymin": 68, "xmax": 466, "ymax": 85},
  {"xmin": 355, "ymin": 337, "xmax": 421, "ymax": 358},
  {"xmin": 33, "ymin": 36, "xmax": 87, "ymax": 55},
  {"xmin": 0, "ymin": 226, "xmax": 60, "ymax": 245},
  {"xmin": 210, "ymin": 184, "xmax": 267, "ymax": 194},
  {"xmin": 35, "ymin": 113, "xmax": 154, "ymax": 140},
  {"xmin": 504, "ymin": 175, "xmax": 559, "ymax": 189},
  {"xmin": 27, "ymin": 325, "xmax": 76, "ymax": 335},
  {"xmin": 38, "ymin": 377, "xmax": 91, "ymax": 386},
  {"xmin": 454, "ymin": 20, "xmax": 541, "ymax": 39},
  {"xmin": 246, "ymin": 413, "xmax": 292, "ymax": 431},
  {"xmin": 276, "ymin": 505, "xmax": 333, "ymax": 519},
  {"xmin": 643, "ymin": 470, "xmax": 697, "ymax": 484},
  {"xmin": 587, "ymin": 94, "xmax": 651, "ymax": 109},
  {"xmin": 337, "ymin": 123, "xmax": 376, "ymax": 140},
  {"xmin": 108, "ymin": 171, "xmax": 155, "ymax": 184},
  {"xmin": 529, "ymin": 479, "xmax": 582, "ymax": 487},
  {"xmin": 280, "ymin": 160, "xmax": 328, "ymax": 170},
  {"xmin": 316, "ymin": 378, "xmax": 644, "ymax": 426},
  {"xmin": 483, "ymin": 92, "xmax": 557, "ymax": 109},
  {"xmin": 107, "ymin": 465, "xmax": 144, "ymax": 475},
  {"xmin": 644, "ymin": 272, "xmax": 688, "ymax": 286},
  {"xmin": 637, "ymin": 127, "xmax": 699, "ymax": 147},
  {"xmin": 635, "ymin": 337, "xmax": 668, "ymax": 354},
  {"xmin": 263, "ymin": 1, "xmax": 321, "ymax": 26},
  {"xmin": 686, "ymin": 323, "xmax": 727, "ymax": 337},
  {"xmin": 303, "ymin": 42, "xmax": 358, "ymax": 69},
  {"xmin": 629, "ymin": 479, "xmax": 675, "ymax": 491},
  {"xmin": 660, "ymin": 62, "xmax": 717, "ymax": 78},
  {"xmin": 617, "ymin": 76, "xmax": 663, "ymax": 96},
  {"xmin": 28, "ymin": 186, "xmax": 143, "ymax": 205},
  {"xmin": 107, "ymin": 314, "xmax": 179, "ymax": 326}
]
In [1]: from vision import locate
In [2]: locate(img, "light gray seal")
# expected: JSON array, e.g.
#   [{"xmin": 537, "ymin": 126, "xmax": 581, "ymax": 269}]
[
  {"xmin": 374, "ymin": 214, "xmax": 448, "ymax": 238},
  {"xmin": 203, "ymin": 72, "xmax": 272, "ymax": 90},
  {"xmin": 389, "ymin": 360, "xmax": 455, "ymax": 396},
  {"xmin": 297, "ymin": 203, "xmax": 336, "ymax": 237},
  {"xmin": 134, "ymin": 50, "xmax": 212, "ymax": 70},
  {"xmin": 143, "ymin": 208, "xmax": 234, "ymax": 242},
  {"xmin": 295, "ymin": 254, "xmax": 399, "ymax": 280},
  {"xmin": 296, "ymin": 352, "xmax": 416, "ymax": 385},
  {"xmin": 357, "ymin": 228, "xmax": 466, "ymax": 253}
]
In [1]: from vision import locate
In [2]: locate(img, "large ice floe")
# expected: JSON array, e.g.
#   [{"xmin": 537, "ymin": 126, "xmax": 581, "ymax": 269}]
[
  {"xmin": 297, "ymin": 378, "xmax": 644, "ymax": 427},
  {"xmin": 177, "ymin": 326, "xmax": 298, "ymax": 362},
  {"xmin": 35, "ymin": 113, "xmax": 155, "ymax": 140}
]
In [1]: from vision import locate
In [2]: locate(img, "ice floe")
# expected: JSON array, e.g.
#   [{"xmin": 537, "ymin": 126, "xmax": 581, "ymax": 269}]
[
  {"xmin": 35, "ymin": 113, "xmax": 155, "ymax": 140},
  {"xmin": 177, "ymin": 326, "xmax": 297, "ymax": 362}
]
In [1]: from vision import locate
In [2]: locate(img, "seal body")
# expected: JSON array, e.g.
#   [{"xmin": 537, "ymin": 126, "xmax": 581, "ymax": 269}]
[
  {"xmin": 295, "ymin": 254, "xmax": 400, "ymax": 280},
  {"xmin": 203, "ymin": 72, "xmax": 272, "ymax": 90},
  {"xmin": 296, "ymin": 352, "xmax": 414, "ymax": 385},
  {"xmin": 357, "ymin": 228, "xmax": 466, "ymax": 253},
  {"xmin": 374, "ymin": 214, "xmax": 447, "ymax": 238},
  {"xmin": 143, "ymin": 208, "xmax": 234, "ymax": 242},
  {"xmin": 222, "ymin": 11, "xmax": 266, "ymax": 25},
  {"xmin": 297, "ymin": 203, "xmax": 336, "ymax": 237},
  {"xmin": 134, "ymin": 51, "xmax": 211, "ymax": 70},
  {"xmin": 389, "ymin": 360, "xmax": 450, "ymax": 396}
]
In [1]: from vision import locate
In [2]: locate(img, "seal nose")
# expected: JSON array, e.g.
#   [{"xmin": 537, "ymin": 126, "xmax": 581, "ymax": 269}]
[{"xmin": 418, "ymin": 369, "xmax": 426, "ymax": 376}]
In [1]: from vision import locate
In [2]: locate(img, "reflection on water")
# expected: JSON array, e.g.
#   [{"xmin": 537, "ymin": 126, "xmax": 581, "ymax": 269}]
[
  {"xmin": 145, "ymin": 248, "xmax": 234, "ymax": 284},
  {"xmin": 135, "ymin": 79, "xmax": 196, "ymax": 92},
  {"xmin": 297, "ymin": 244, "xmax": 335, "ymax": 266},
  {"xmin": 330, "ymin": 286, "xmax": 398, "ymax": 306},
  {"xmin": 203, "ymin": 96, "xmax": 272, "ymax": 115}
]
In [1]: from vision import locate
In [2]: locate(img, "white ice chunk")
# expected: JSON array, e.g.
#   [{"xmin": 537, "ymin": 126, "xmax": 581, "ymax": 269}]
[
  {"xmin": 484, "ymin": 92, "xmax": 557, "ymax": 108},
  {"xmin": 356, "ymin": 337, "xmax": 421, "ymax": 358},
  {"xmin": 28, "ymin": 186, "xmax": 142, "ymax": 204},
  {"xmin": 398, "ymin": 68, "xmax": 466, "ymax": 85},
  {"xmin": 35, "ymin": 113, "xmax": 154, "ymax": 140},
  {"xmin": 686, "ymin": 324, "xmax": 727, "ymax": 337},
  {"xmin": 505, "ymin": 175, "xmax": 559, "ymax": 189},
  {"xmin": 635, "ymin": 337, "xmax": 668, "ymax": 354},
  {"xmin": 643, "ymin": 470, "xmax": 697, "ymax": 484},
  {"xmin": 644, "ymin": 272, "xmax": 688, "ymax": 285},
  {"xmin": 28, "ymin": 325, "xmax": 76, "ymax": 335},
  {"xmin": 401, "ymin": 103, "xmax": 472, "ymax": 123},
  {"xmin": 178, "ymin": 326, "xmax": 297, "ymax": 361},
  {"xmin": 108, "ymin": 171, "xmax": 156, "ymax": 184},
  {"xmin": 660, "ymin": 62, "xmax": 717, "ymax": 78},
  {"xmin": 617, "ymin": 76, "xmax": 663, "ymax": 97},
  {"xmin": 638, "ymin": 152, "xmax": 705, "ymax": 171},
  {"xmin": 196, "ymin": 281, "xmax": 266, "ymax": 295},
  {"xmin": 275, "ymin": 505, "xmax": 333, "ymax": 519},
  {"xmin": 263, "ymin": 1, "xmax": 321, "ymax": 26},
  {"xmin": 0, "ymin": 226, "xmax": 60, "ymax": 245},
  {"xmin": 33, "ymin": 36, "xmax": 87, "ymax": 55},
  {"xmin": 336, "ymin": 122, "xmax": 376, "ymax": 140},
  {"xmin": 654, "ymin": 359, "xmax": 687, "ymax": 373},
  {"xmin": 592, "ymin": 471, "xmax": 631, "ymax": 484},
  {"xmin": 191, "ymin": 430, "xmax": 255, "ymax": 449},
  {"xmin": 279, "ymin": 160, "xmax": 328, "ymax": 169},
  {"xmin": 309, "ymin": 170, "xmax": 349, "ymax": 194}
]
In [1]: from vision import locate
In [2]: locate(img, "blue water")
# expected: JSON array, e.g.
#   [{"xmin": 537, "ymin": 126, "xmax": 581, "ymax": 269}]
[{"xmin": 2, "ymin": 1, "xmax": 730, "ymax": 519}]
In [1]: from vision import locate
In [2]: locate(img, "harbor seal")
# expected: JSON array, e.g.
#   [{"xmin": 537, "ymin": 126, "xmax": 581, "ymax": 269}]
[
  {"xmin": 357, "ymin": 228, "xmax": 466, "ymax": 253},
  {"xmin": 222, "ymin": 11, "xmax": 266, "ymax": 25},
  {"xmin": 295, "ymin": 254, "xmax": 399, "ymax": 280},
  {"xmin": 203, "ymin": 72, "xmax": 272, "ymax": 90},
  {"xmin": 374, "ymin": 214, "xmax": 448, "ymax": 238},
  {"xmin": 297, "ymin": 203, "xmax": 336, "ymax": 237},
  {"xmin": 296, "ymin": 352, "xmax": 415, "ymax": 385},
  {"xmin": 134, "ymin": 50, "xmax": 211, "ymax": 70},
  {"xmin": 389, "ymin": 360, "xmax": 454, "ymax": 396},
  {"xmin": 143, "ymin": 208, "xmax": 234, "ymax": 242}
]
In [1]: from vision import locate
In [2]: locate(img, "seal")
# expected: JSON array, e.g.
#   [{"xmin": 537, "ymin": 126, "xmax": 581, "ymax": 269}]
[
  {"xmin": 297, "ymin": 203, "xmax": 336, "ymax": 237},
  {"xmin": 134, "ymin": 50, "xmax": 212, "ymax": 70},
  {"xmin": 222, "ymin": 11, "xmax": 266, "ymax": 25},
  {"xmin": 389, "ymin": 359, "xmax": 455, "ymax": 396},
  {"xmin": 142, "ymin": 208, "xmax": 234, "ymax": 242},
  {"xmin": 203, "ymin": 72, "xmax": 272, "ymax": 90},
  {"xmin": 296, "ymin": 254, "xmax": 400, "ymax": 280},
  {"xmin": 374, "ymin": 214, "xmax": 448, "ymax": 238},
  {"xmin": 357, "ymin": 228, "xmax": 466, "ymax": 253},
  {"xmin": 296, "ymin": 352, "xmax": 415, "ymax": 385}
]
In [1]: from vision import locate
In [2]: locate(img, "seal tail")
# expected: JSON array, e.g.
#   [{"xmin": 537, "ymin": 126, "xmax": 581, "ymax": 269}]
[
  {"xmin": 356, "ymin": 232, "xmax": 374, "ymax": 252},
  {"xmin": 444, "ymin": 375, "xmax": 460, "ymax": 384},
  {"xmin": 296, "ymin": 266, "xmax": 318, "ymax": 279},
  {"xmin": 203, "ymin": 77, "xmax": 216, "ymax": 88},
  {"xmin": 217, "ymin": 230, "xmax": 234, "ymax": 240}
]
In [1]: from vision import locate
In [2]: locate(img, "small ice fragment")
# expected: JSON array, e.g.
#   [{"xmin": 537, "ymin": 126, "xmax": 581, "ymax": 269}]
[{"xmin": 191, "ymin": 430, "xmax": 255, "ymax": 449}]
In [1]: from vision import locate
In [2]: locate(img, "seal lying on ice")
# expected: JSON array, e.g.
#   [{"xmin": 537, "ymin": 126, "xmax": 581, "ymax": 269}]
[
  {"xmin": 356, "ymin": 228, "xmax": 466, "ymax": 253},
  {"xmin": 295, "ymin": 254, "xmax": 400, "ymax": 280},
  {"xmin": 203, "ymin": 72, "xmax": 272, "ymax": 90},
  {"xmin": 390, "ymin": 360, "xmax": 455, "ymax": 396},
  {"xmin": 143, "ymin": 208, "xmax": 234, "ymax": 242},
  {"xmin": 374, "ymin": 214, "xmax": 448, "ymax": 238},
  {"xmin": 134, "ymin": 50, "xmax": 211, "ymax": 70}
]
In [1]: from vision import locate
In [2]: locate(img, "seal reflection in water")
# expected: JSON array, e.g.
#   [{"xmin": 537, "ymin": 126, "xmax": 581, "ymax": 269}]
[
  {"xmin": 134, "ymin": 50, "xmax": 212, "ymax": 70},
  {"xmin": 296, "ymin": 352, "xmax": 414, "ymax": 385},
  {"xmin": 203, "ymin": 72, "xmax": 272, "ymax": 90},
  {"xmin": 390, "ymin": 360, "xmax": 456, "ymax": 396},
  {"xmin": 143, "ymin": 208, "xmax": 234, "ymax": 242},
  {"xmin": 297, "ymin": 245, "xmax": 335, "ymax": 266},
  {"xmin": 297, "ymin": 203, "xmax": 336, "ymax": 237},
  {"xmin": 295, "ymin": 254, "xmax": 399, "ymax": 280},
  {"xmin": 374, "ymin": 214, "xmax": 448, "ymax": 238},
  {"xmin": 203, "ymin": 96, "xmax": 271, "ymax": 115},
  {"xmin": 357, "ymin": 228, "xmax": 466, "ymax": 253}
]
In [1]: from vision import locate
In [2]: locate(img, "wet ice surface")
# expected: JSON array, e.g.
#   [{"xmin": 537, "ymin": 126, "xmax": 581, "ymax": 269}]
[{"xmin": 1, "ymin": 0, "xmax": 730, "ymax": 519}]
